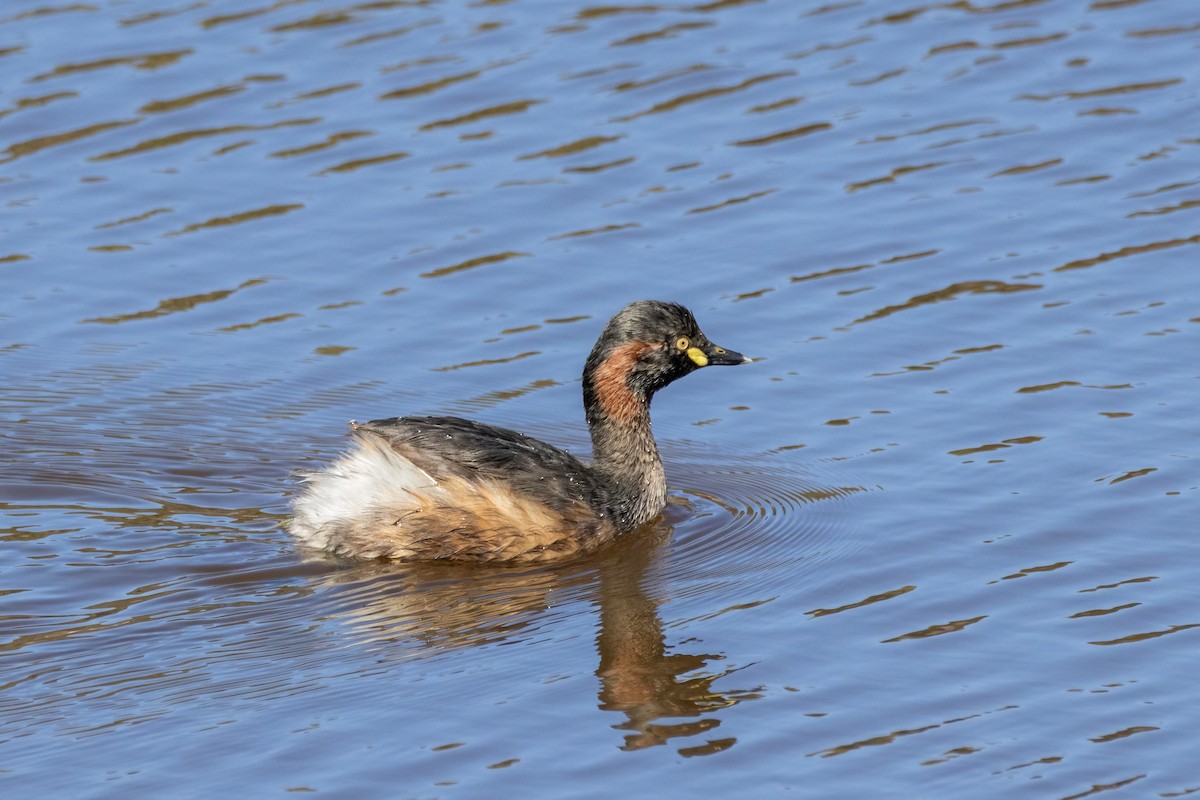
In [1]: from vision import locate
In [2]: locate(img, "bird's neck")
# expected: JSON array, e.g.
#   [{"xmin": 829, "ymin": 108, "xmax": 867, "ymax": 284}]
[
  {"xmin": 582, "ymin": 350, "xmax": 667, "ymax": 530},
  {"xmin": 588, "ymin": 405, "xmax": 666, "ymax": 529}
]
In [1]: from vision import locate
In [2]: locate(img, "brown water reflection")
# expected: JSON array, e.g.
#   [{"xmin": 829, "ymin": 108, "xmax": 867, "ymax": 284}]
[
  {"xmin": 309, "ymin": 522, "xmax": 759, "ymax": 753},
  {"xmin": 595, "ymin": 533, "xmax": 759, "ymax": 752}
]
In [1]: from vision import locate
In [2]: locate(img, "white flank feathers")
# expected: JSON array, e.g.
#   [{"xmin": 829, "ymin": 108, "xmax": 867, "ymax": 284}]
[{"xmin": 288, "ymin": 432, "xmax": 440, "ymax": 551}]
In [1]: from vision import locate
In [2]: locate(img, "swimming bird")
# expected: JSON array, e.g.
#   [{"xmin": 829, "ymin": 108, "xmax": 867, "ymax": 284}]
[{"xmin": 288, "ymin": 300, "xmax": 750, "ymax": 562}]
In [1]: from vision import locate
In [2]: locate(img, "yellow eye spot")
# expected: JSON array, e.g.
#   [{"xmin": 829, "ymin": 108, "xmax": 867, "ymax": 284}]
[{"xmin": 675, "ymin": 336, "xmax": 690, "ymax": 350}]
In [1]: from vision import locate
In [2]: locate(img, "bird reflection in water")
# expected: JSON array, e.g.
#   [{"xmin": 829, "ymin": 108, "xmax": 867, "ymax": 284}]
[
  {"xmin": 594, "ymin": 531, "xmax": 757, "ymax": 752},
  {"xmin": 309, "ymin": 521, "xmax": 759, "ymax": 754}
]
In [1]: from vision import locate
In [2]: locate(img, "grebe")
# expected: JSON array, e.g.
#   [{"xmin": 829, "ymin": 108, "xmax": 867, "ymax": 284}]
[{"xmin": 288, "ymin": 300, "xmax": 750, "ymax": 562}]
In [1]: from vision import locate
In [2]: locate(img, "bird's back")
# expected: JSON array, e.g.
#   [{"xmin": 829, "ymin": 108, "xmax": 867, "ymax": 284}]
[{"xmin": 289, "ymin": 416, "xmax": 620, "ymax": 561}]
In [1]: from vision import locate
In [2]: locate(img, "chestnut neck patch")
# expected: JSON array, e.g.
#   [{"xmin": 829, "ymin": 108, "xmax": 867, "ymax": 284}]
[{"xmin": 590, "ymin": 340, "xmax": 658, "ymax": 424}]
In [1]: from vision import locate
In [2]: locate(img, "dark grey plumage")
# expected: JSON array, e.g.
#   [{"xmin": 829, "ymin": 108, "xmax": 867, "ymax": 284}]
[{"xmin": 354, "ymin": 414, "xmax": 617, "ymax": 535}]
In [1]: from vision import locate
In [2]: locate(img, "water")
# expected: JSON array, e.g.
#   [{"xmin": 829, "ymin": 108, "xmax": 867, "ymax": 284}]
[{"xmin": 2, "ymin": 0, "xmax": 1198, "ymax": 796}]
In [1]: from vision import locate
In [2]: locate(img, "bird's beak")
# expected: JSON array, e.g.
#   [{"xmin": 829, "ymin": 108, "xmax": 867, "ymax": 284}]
[{"xmin": 688, "ymin": 341, "xmax": 752, "ymax": 367}]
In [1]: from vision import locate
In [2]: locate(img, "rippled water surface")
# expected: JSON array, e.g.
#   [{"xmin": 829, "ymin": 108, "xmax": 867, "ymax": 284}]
[{"xmin": 3, "ymin": 0, "xmax": 1198, "ymax": 797}]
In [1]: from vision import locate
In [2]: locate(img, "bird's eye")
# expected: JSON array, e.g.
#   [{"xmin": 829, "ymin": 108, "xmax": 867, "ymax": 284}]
[{"xmin": 675, "ymin": 336, "xmax": 690, "ymax": 350}]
